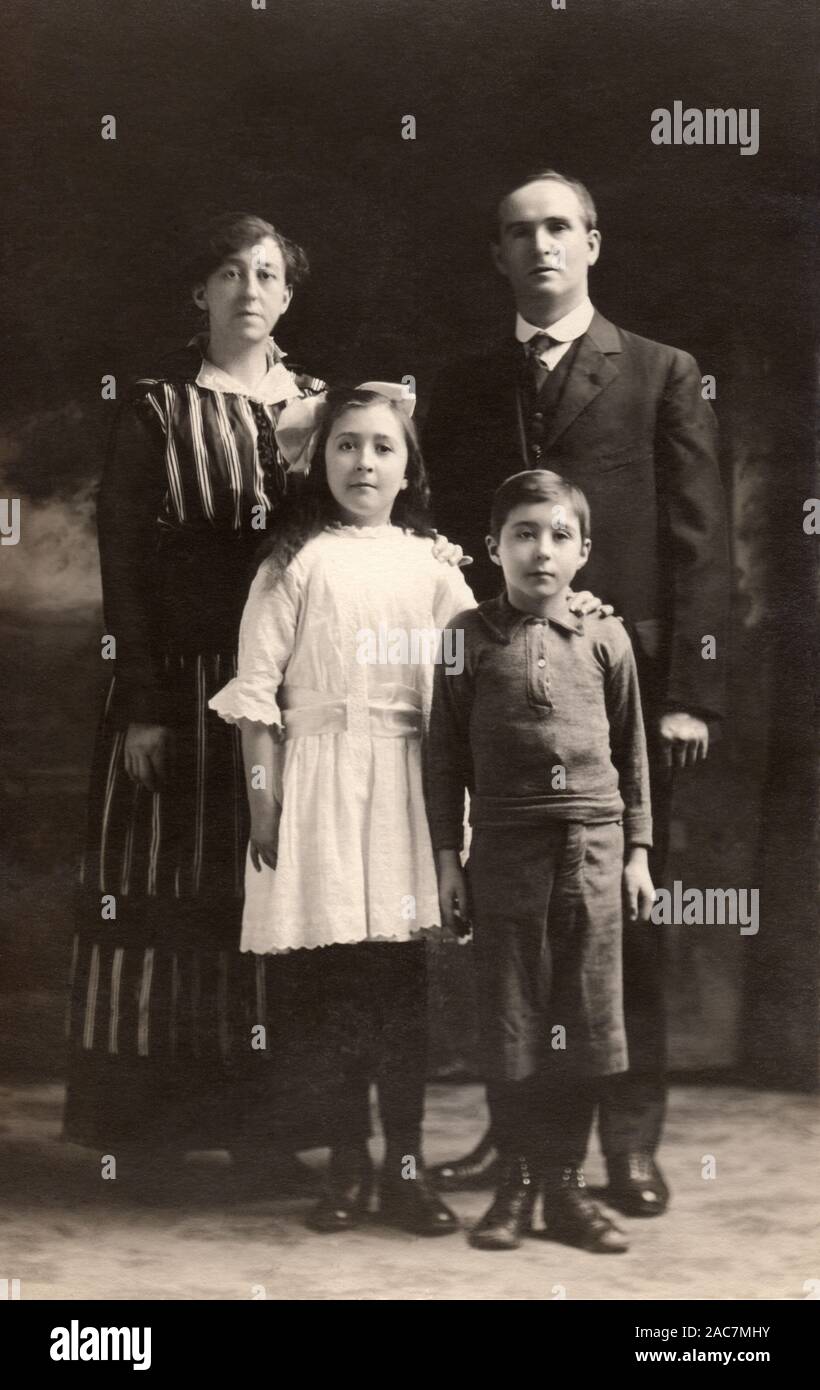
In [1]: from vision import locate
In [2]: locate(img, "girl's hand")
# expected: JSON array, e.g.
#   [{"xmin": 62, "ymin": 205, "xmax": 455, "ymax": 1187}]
[
  {"xmin": 250, "ymin": 804, "xmax": 282, "ymax": 873},
  {"xmin": 124, "ymin": 723, "xmax": 174, "ymax": 790},
  {"xmin": 431, "ymin": 533, "xmax": 473, "ymax": 569},
  {"xmin": 567, "ymin": 589, "xmax": 619, "ymax": 620},
  {"xmin": 436, "ymin": 850, "xmax": 472, "ymax": 940},
  {"xmin": 623, "ymin": 848, "xmax": 655, "ymax": 923}
]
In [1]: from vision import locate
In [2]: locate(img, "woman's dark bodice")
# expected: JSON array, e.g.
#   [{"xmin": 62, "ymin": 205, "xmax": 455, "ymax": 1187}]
[{"xmin": 97, "ymin": 344, "xmax": 325, "ymax": 725}]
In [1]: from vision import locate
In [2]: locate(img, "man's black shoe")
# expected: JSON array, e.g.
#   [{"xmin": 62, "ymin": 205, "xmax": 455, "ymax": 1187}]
[
  {"xmin": 606, "ymin": 1153, "xmax": 669, "ymax": 1217},
  {"xmin": 379, "ymin": 1169, "xmax": 460, "ymax": 1235},
  {"xmin": 429, "ymin": 1129, "xmax": 499, "ymax": 1191}
]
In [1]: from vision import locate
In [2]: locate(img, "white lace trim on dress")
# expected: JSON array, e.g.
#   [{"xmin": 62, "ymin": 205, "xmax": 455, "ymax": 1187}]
[
  {"xmin": 208, "ymin": 678, "xmax": 282, "ymax": 727},
  {"xmin": 324, "ymin": 522, "xmax": 406, "ymax": 539}
]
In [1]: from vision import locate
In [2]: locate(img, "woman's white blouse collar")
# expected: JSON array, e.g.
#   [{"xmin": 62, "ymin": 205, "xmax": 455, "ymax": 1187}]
[{"xmin": 192, "ymin": 336, "xmax": 303, "ymax": 406}]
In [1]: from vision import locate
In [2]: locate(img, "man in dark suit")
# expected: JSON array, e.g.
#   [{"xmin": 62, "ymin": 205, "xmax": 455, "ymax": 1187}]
[{"xmin": 425, "ymin": 170, "xmax": 729, "ymax": 1224}]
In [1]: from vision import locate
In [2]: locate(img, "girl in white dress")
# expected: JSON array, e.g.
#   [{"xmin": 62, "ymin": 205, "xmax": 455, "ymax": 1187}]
[{"xmin": 210, "ymin": 383, "xmax": 476, "ymax": 1234}]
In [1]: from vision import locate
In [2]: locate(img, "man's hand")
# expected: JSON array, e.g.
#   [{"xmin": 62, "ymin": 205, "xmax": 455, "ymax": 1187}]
[
  {"xmin": 124, "ymin": 723, "xmax": 173, "ymax": 790},
  {"xmin": 567, "ymin": 589, "xmax": 618, "ymax": 620},
  {"xmin": 431, "ymin": 532, "xmax": 473, "ymax": 568},
  {"xmin": 658, "ymin": 710, "xmax": 709, "ymax": 768},
  {"xmin": 249, "ymin": 804, "xmax": 282, "ymax": 873},
  {"xmin": 435, "ymin": 849, "xmax": 472, "ymax": 939},
  {"xmin": 623, "ymin": 847, "xmax": 655, "ymax": 923}
]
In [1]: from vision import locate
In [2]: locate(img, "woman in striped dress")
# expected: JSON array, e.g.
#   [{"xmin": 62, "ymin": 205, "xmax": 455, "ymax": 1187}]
[{"xmin": 63, "ymin": 214, "xmax": 330, "ymax": 1169}]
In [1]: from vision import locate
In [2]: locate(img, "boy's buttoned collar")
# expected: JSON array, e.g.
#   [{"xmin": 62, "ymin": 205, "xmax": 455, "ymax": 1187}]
[{"xmin": 478, "ymin": 591, "xmax": 585, "ymax": 643}]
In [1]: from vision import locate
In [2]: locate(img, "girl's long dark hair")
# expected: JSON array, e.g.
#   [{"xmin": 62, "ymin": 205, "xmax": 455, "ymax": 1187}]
[{"xmin": 257, "ymin": 388, "xmax": 435, "ymax": 580}]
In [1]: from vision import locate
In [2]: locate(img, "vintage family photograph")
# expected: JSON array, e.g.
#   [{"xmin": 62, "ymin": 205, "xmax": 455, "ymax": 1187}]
[{"xmin": 1, "ymin": 0, "xmax": 817, "ymax": 1321}]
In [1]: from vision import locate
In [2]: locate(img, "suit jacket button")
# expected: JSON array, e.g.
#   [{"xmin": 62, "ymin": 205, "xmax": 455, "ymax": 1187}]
[{"xmin": 533, "ymin": 411, "xmax": 544, "ymax": 422}]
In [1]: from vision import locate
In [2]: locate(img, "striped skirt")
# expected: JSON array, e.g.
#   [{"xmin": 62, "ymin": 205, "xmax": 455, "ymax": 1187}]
[{"xmin": 63, "ymin": 652, "xmax": 335, "ymax": 1151}]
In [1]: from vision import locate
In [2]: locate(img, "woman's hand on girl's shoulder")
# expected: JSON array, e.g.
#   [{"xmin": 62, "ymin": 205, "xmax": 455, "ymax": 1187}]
[{"xmin": 431, "ymin": 533, "xmax": 473, "ymax": 569}]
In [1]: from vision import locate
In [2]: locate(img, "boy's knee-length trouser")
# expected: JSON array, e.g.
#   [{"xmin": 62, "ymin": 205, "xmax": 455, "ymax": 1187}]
[{"xmin": 468, "ymin": 820, "xmax": 628, "ymax": 1161}]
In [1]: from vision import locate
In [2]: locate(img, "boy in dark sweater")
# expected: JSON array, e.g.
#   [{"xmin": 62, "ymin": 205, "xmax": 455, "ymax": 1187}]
[{"xmin": 426, "ymin": 470, "xmax": 655, "ymax": 1253}]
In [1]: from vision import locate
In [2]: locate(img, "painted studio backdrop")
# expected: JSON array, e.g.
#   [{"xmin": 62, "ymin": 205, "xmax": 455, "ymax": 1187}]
[{"xmin": 0, "ymin": 0, "xmax": 816, "ymax": 1091}]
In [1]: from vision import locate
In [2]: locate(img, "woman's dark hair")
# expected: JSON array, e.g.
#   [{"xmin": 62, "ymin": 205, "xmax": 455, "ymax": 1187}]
[
  {"xmin": 189, "ymin": 212, "xmax": 310, "ymax": 288},
  {"xmin": 257, "ymin": 388, "xmax": 435, "ymax": 579}
]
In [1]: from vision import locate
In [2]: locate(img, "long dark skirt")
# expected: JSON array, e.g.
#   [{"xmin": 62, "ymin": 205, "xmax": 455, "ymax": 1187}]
[{"xmin": 63, "ymin": 653, "xmax": 335, "ymax": 1151}]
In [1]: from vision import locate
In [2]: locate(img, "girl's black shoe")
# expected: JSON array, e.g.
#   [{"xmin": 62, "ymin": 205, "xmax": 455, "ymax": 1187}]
[{"xmin": 306, "ymin": 1146, "xmax": 374, "ymax": 1233}]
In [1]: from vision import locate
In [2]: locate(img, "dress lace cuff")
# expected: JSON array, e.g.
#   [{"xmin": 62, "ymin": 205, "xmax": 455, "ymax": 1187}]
[{"xmin": 208, "ymin": 678, "xmax": 283, "ymax": 727}]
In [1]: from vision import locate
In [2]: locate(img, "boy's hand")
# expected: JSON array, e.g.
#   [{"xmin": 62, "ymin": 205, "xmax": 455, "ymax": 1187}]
[
  {"xmin": 436, "ymin": 850, "xmax": 472, "ymax": 939},
  {"xmin": 658, "ymin": 710, "xmax": 709, "ymax": 767},
  {"xmin": 623, "ymin": 847, "xmax": 655, "ymax": 923},
  {"xmin": 431, "ymin": 532, "xmax": 474, "ymax": 569},
  {"xmin": 566, "ymin": 589, "xmax": 619, "ymax": 620},
  {"xmin": 249, "ymin": 803, "xmax": 282, "ymax": 873}
]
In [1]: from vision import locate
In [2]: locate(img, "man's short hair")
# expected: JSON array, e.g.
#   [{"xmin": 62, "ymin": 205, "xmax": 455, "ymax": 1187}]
[
  {"xmin": 490, "ymin": 469, "xmax": 591, "ymax": 543},
  {"xmin": 493, "ymin": 169, "xmax": 598, "ymax": 238}
]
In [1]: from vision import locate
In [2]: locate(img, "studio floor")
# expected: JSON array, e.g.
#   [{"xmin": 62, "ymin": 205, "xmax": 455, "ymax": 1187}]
[{"xmin": 0, "ymin": 1080, "xmax": 817, "ymax": 1302}]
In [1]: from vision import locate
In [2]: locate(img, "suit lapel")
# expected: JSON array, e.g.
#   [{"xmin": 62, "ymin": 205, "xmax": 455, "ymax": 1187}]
[
  {"xmin": 542, "ymin": 312, "xmax": 621, "ymax": 451},
  {"xmin": 486, "ymin": 338, "xmax": 529, "ymax": 468}
]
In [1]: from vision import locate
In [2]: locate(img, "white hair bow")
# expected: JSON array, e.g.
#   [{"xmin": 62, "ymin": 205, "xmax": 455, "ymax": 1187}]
[
  {"xmin": 274, "ymin": 380, "xmax": 416, "ymax": 472},
  {"xmin": 356, "ymin": 381, "xmax": 416, "ymax": 417}
]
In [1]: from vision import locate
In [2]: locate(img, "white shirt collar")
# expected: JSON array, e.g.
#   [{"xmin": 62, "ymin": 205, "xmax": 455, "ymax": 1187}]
[
  {"xmin": 192, "ymin": 337, "xmax": 303, "ymax": 406},
  {"xmin": 515, "ymin": 297, "xmax": 595, "ymax": 345}
]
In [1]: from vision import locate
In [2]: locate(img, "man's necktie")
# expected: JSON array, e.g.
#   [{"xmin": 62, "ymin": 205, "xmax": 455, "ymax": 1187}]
[
  {"xmin": 525, "ymin": 333, "xmax": 553, "ymax": 390},
  {"xmin": 525, "ymin": 332, "xmax": 554, "ymax": 365}
]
